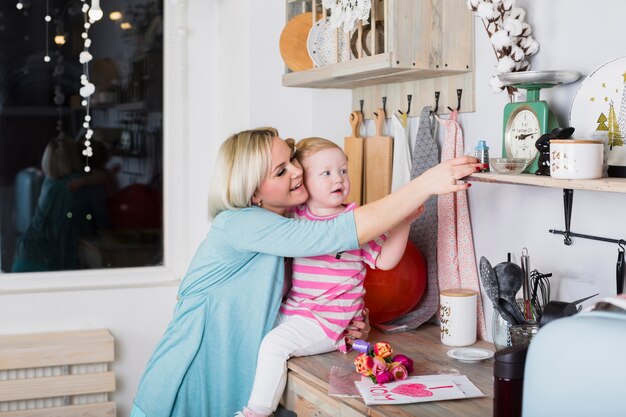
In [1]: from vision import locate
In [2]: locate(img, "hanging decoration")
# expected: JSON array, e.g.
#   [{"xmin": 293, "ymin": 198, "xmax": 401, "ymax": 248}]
[
  {"xmin": 78, "ymin": 0, "xmax": 103, "ymax": 172},
  {"xmin": 321, "ymin": 0, "xmax": 371, "ymax": 33},
  {"xmin": 466, "ymin": 0, "xmax": 540, "ymax": 95},
  {"xmin": 44, "ymin": 0, "xmax": 51, "ymax": 62}
]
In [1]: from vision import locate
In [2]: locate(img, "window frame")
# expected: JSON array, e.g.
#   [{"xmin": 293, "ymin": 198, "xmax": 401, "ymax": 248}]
[{"xmin": 0, "ymin": 1, "xmax": 187, "ymax": 294}]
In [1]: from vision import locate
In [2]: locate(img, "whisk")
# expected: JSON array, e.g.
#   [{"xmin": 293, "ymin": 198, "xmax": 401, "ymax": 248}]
[{"xmin": 530, "ymin": 269, "xmax": 551, "ymax": 322}]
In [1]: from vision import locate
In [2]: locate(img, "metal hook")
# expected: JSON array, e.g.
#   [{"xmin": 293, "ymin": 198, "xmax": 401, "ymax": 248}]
[
  {"xmin": 359, "ymin": 99, "xmax": 364, "ymax": 114},
  {"xmin": 619, "ymin": 239, "xmax": 626, "ymax": 252},
  {"xmin": 430, "ymin": 91, "xmax": 440, "ymax": 115},
  {"xmin": 382, "ymin": 96, "xmax": 387, "ymax": 116},
  {"xmin": 447, "ymin": 89, "xmax": 463, "ymax": 112},
  {"xmin": 398, "ymin": 95, "xmax": 412, "ymax": 116}
]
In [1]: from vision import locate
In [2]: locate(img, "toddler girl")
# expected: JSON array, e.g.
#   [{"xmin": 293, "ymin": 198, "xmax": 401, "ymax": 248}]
[{"xmin": 238, "ymin": 137, "xmax": 423, "ymax": 417}]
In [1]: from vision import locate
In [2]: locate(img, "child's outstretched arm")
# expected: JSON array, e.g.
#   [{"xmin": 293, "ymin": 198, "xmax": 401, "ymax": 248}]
[{"xmin": 375, "ymin": 204, "xmax": 425, "ymax": 270}]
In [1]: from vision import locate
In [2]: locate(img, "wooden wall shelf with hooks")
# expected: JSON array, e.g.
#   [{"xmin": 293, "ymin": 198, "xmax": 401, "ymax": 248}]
[{"xmin": 283, "ymin": 0, "xmax": 475, "ymax": 118}]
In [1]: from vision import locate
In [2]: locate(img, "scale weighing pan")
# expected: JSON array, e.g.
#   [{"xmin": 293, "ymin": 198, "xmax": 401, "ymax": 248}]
[{"xmin": 498, "ymin": 70, "xmax": 581, "ymax": 87}]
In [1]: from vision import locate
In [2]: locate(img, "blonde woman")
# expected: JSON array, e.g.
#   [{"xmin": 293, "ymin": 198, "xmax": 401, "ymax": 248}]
[{"xmin": 131, "ymin": 128, "xmax": 482, "ymax": 417}]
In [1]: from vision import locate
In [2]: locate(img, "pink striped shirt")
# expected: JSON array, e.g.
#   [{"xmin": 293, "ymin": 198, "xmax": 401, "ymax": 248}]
[{"xmin": 280, "ymin": 203, "xmax": 386, "ymax": 353}]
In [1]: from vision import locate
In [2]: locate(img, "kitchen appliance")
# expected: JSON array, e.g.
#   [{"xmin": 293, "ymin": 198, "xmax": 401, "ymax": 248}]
[
  {"xmin": 523, "ymin": 311, "xmax": 626, "ymax": 417},
  {"xmin": 498, "ymin": 71, "xmax": 581, "ymax": 174}
]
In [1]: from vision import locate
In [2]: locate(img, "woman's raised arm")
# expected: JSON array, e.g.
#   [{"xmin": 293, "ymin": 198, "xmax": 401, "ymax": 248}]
[{"xmin": 353, "ymin": 156, "xmax": 482, "ymax": 245}]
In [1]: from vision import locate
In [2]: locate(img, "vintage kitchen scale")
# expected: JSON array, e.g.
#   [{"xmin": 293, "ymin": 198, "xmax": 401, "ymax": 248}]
[{"xmin": 499, "ymin": 71, "xmax": 581, "ymax": 173}]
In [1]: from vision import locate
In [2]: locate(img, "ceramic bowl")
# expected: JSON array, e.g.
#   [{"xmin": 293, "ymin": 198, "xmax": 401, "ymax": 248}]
[
  {"xmin": 549, "ymin": 139, "xmax": 603, "ymax": 179},
  {"xmin": 489, "ymin": 158, "xmax": 529, "ymax": 174}
]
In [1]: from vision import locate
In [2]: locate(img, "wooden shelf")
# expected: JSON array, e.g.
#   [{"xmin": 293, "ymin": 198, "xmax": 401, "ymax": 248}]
[
  {"xmin": 282, "ymin": 53, "xmax": 469, "ymax": 89},
  {"xmin": 468, "ymin": 172, "xmax": 626, "ymax": 193}
]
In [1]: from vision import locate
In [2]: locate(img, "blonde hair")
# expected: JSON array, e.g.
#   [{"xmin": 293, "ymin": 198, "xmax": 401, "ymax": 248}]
[
  {"xmin": 41, "ymin": 137, "xmax": 81, "ymax": 179},
  {"xmin": 208, "ymin": 127, "xmax": 279, "ymax": 219},
  {"xmin": 294, "ymin": 137, "xmax": 344, "ymax": 164}
]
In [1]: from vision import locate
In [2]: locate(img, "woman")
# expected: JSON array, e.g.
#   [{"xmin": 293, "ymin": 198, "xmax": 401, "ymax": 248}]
[{"xmin": 131, "ymin": 128, "xmax": 482, "ymax": 417}]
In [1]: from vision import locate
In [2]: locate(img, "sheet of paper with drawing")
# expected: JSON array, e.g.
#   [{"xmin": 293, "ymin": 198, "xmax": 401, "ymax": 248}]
[{"xmin": 355, "ymin": 375, "xmax": 484, "ymax": 405}]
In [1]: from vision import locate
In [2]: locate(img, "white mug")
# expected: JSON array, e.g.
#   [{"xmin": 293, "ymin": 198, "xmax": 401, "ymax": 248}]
[{"xmin": 440, "ymin": 288, "xmax": 477, "ymax": 346}]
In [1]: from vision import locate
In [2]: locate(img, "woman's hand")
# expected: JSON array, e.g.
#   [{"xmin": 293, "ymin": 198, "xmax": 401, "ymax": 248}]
[
  {"xmin": 345, "ymin": 308, "xmax": 371, "ymax": 347},
  {"xmin": 421, "ymin": 156, "xmax": 484, "ymax": 196}
]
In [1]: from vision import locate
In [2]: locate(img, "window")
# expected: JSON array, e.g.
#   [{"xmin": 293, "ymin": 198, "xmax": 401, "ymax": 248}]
[{"xmin": 0, "ymin": 0, "xmax": 164, "ymax": 273}]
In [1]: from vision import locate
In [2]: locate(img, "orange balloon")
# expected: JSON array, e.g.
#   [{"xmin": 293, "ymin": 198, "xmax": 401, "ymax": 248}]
[{"xmin": 364, "ymin": 241, "xmax": 427, "ymax": 324}]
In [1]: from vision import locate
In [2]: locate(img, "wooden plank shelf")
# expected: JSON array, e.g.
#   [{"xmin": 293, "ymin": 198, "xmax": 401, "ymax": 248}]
[
  {"xmin": 468, "ymin": 172, "xmax": 626, "ymax": 194},
  {"xmin": 282, "ymin": 53, "xmax": 468, "ymax": 89}
]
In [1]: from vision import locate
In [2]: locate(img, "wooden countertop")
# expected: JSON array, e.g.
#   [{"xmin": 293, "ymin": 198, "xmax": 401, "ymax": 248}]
[{"xmin": 285, "ymin": 323, "xmax": 494, "ymax": 417}]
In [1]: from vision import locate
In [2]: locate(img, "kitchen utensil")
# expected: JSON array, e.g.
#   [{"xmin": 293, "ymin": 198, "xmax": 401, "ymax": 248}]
[
  {"xmin": 279, "ymin": 12, "xmax": 318, "ymax": 72},
  {"xmin": 363, "ymin": 108, "xmax": 393, "ymax": 203},
  {"xmin": 314, "ymin": 17, "xmax": 352, "ymax": 66},
  {"xmin": 520, "ymin": 248, "xmax": 532, "ymax": 321},
  {"xmin": 529, "ymin": 269, "xmax": 551, "ymax": 322},
  {"xmin": 479, "ymin": 256, "xmax": 500, "ymax": 306},
  {"xmin": 550, "ymin": 139, "xmax": 603, "ymax": 179},
  {"xmin": 493, "ymin": 261, "xmax": 523, "ymax": 311},
  {"xmin": 350, "ymin": 20, "xmax": 384, "ymax": 57},
  {"xmin": 489, "ymin": 158, "xmax": 529, "ymax": 174},
  {"xmin": 498, "ymin": 70, "xmax": 581, "ymax": 86},
  {"xmin": 343, "ymin": 111, "xmax": 364, "ymax": 205},
  {"xmin": 539, "ymin": 293, "xmax": 599, "ymax": 327},
  {"xmin": 499, "ymin": 297, "xmax": 527, "ymax": 326},
  {"xmin": 569, "ymin": 56, "xmax": 626, "ymax": 177}
]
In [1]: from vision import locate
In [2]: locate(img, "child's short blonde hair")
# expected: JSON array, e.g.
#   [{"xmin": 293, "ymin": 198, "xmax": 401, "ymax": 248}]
[
  {"xmin": 294, "ymin": 137, "xmax": 344, "ymax": 164},
  {"xmin": 41, "ymin": 137, "xmax": 81, "ymax": 179},
  {"xmin": 208, "ymin": 127, "xmax": 279, "ymax": 219}
]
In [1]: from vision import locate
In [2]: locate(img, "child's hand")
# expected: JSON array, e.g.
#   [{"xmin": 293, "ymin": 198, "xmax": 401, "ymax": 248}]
[{"xmin": 345, "ymin": 308, "xmax": 371, "ymax": 347}]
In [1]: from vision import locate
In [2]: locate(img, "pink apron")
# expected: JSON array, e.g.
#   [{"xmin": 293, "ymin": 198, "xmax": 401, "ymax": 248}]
[{"xmin": 436, "ymin": 110, "xmax": 487, "ymax": 340}]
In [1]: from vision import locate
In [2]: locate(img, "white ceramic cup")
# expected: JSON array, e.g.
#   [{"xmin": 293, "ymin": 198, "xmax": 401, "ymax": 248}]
[
  {"xmin": 549, "ymin": 139, "xmax": 603, "ymax": 179},
  {"xmin": 440, "ymin": 288, "xmax": 477, "ymax": 346}
]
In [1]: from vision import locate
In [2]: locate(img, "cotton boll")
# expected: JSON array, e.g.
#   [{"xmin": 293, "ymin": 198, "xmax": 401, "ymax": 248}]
[
  {"xmin": 509, "ymin": 7, "xmax": 526, "ymax": 20},
  {"xmin": 466, "ymin": 0, "xmax": 481, "ymax": 10},
  {"xmin": 519, "ymin": 35, "xmax": 540, "ymax": 55},
  {"xmin": 489, "ymin": 75, "xmax": 506, "ymax": 92},
  {"xmin": 520, "ymin": 22, "xmax": 532, "ymax": 36},
  {"xmin": 516, "ymin": 60, "xmax": 531, "ymax": 72},
  {"xmin": 477, "ymin": 2, "xmax": 500, "ymax": 20},
  {"xmin": 525, "ymin": 39, "xmax": 539, "ymax": 56},
  {"xmin": 496, "ymin": 56, "xmax": 516, "ymax": 74},
  {"xmin": 502, "ymin": 0, "xmax": 515, "ymax": 9},
  {"xmin": 510, "ymin": 45, "xmax": 525, "ymax": 62},
  {"xmin": 491, "ymin": 30, "xmax": 512, "ymax": 49},
  {"xmin": 503, "ymin": 17, "xmax": 523, "ymax": 36}
]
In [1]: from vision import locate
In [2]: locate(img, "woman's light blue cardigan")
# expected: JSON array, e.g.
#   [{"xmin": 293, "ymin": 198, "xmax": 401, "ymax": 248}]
[{"xmin": 131, "ymin": 206, "xmax": 359, "ymax": 416}]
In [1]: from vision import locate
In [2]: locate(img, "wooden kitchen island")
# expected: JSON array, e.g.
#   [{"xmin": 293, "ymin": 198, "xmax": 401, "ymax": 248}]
[{"xmin": 281, "ymin": 324, "xmax": 494, "ymax": 417}]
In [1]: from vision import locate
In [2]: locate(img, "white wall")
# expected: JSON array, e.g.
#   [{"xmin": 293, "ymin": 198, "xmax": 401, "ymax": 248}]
[{"xmin": 1, "ymin": 0, "xmax": 625, "ymax": 414}]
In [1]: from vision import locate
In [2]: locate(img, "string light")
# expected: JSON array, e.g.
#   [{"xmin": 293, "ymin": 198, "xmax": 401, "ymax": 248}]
[
  {"xmin": 88, "ymin": 0, "xmax": 103, "ymax": 21},
  {"xmin": 43, "ymin": 0, "xmax": 50, "ymax": 62},
  {"xmin": 109, "ymin": 11, "xmax": 122, "ymax": 21},
  {"xmin": 78, "ymin": 0, "xmax": 103, "ymax": 172},
  {"xmin": 16, "ymin": 2, "xmax": 23, "ymax": 10}
]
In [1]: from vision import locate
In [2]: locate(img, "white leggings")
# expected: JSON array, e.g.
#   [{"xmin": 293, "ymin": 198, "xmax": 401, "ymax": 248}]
[{"xmin": 247, "ymin": 314, "xmax": 336, "ymax": 415}]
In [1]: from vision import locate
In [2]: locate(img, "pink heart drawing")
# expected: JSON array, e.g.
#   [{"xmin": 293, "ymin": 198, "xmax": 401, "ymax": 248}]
[{"xmin": 391, "ymin": 383, "xmax": 433, "ymax": 397}]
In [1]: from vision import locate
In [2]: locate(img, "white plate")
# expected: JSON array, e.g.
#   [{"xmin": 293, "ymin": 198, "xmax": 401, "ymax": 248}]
[
  {"xmin": 307, "ymin": 19, "xmax": 324, "ymax": 68},
  {"xmin": 447, "ymin": 347, "xmax": 494, "ymax": 363},
  {"xmin": 569, "ymin": 56, "xmax": 626, "ymax": 172},
  {"xmin": 313, "ymin": 17, "xmax": 352, "ymax": 66},
  {"xmin": 498, "ymin": 70, "xmax": 581, "ymax": 86}
]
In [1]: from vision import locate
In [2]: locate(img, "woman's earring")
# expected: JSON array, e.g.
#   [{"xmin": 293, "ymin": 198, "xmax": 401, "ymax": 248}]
[{"xmin": 251, "ymin": 200, "xmax": 262, "ymax": 208}]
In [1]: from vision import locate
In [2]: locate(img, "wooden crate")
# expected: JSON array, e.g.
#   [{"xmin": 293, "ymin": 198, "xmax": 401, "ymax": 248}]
[{"xmin": 0, "ymin": 329, "xmax": 116, "ymax": 417}]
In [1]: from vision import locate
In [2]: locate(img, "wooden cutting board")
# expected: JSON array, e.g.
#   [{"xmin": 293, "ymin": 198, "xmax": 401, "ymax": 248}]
[
  {"xmin": 343, "ymin": 111, "xmax": 364, "ymax": 205},
  {"xmin": 364, "ymin": 108, "xmax": 393, "ymax": 203},
  {"xmin": 279, "ymin": 12, "xmax": 317, "ymax": 72}
]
